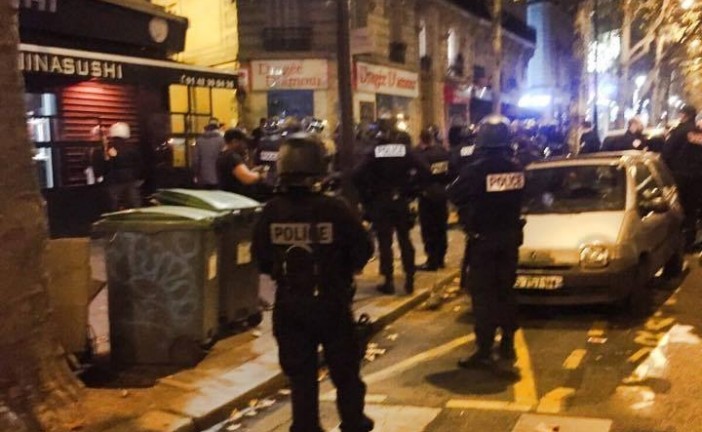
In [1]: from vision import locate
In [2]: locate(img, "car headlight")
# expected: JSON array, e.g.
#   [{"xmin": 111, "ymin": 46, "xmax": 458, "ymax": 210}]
[{"xmin": 580, "ymin": 244, "xmax": 610, "ymax": 268}]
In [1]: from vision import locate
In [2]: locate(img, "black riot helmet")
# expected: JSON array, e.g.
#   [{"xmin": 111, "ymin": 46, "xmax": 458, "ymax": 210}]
[
  {"xmin": 475, "ymin": 114, "xmax": 512, "ymax": 149},
  {"xmin": 277, "ymin": 133, "xmax": 327, "ymax": 189}
]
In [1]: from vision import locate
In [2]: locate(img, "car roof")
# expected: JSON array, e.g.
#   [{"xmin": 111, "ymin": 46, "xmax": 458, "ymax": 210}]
[
  {"xmin": 527, "ymin": 150, "xmax": 660, "ymax": 170},
  {"xmin": 604, "ymin": 128, "xmax": 666, "ymax": 139}
]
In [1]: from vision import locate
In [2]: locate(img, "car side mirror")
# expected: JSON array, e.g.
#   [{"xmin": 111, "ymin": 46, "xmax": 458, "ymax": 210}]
[{"xmin": 640, "ymin": 197, "xmax": 669, "ymax": 214}]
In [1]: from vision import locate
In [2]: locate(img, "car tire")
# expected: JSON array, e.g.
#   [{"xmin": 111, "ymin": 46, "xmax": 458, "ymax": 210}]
[
  {"xmin": 662, "ymin": 244, "xmax": 684, "ymax": 279},
  {"xmin": 623, "ymin": 260, "xmax": 652, "ymax": 317}
]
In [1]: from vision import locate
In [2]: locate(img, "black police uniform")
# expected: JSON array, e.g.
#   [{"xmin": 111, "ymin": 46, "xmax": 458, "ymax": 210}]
[
  {"xmin": 448, "ymin": 127, "xmax": 525, "ymax": 363},
  {"xmin": 414, "ymin": 143, "xmax": 451, "ymax": 269},
  {"xmin": 449, "ymin": 141, "xmax": 477, "ymax": 180},
  {"xmin": 353, "ymin": 132, "xmax": 430, "ymax": 293},
  {"xmin": 255, "ymin": 133, "xmax": 282, "ymax": 183},
  {"xmin": 253, "ymin": 178, "xmax": 374, "ymax": 431},
  {"xmin": 663, "ymin": 117, "xmax": 702, "ymax": 248}
]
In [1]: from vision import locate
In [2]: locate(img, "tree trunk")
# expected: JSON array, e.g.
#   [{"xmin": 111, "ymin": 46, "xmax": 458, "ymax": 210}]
[
  {"xmin": 0, "ymin": 2, "xmax": 82, "ymax": 431},
  {"xmin": 491, "ymin": 0, "xmax": 503, "ymax": 114}
]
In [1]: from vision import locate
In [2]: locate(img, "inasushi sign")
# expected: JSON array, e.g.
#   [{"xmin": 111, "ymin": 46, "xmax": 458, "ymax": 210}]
[{"xmin": 355, "ymin": 62, "xmax": 419, "ymax": 98}]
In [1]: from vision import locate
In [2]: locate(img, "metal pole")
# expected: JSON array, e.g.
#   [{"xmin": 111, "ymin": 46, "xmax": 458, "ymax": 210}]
[
  {"xmin": 337, "ymin": 0, "xmax": 356, "ymax": 202},
  {"xmin": 593, "ymin": 0, "xmax": 600, "ymax": 133}
]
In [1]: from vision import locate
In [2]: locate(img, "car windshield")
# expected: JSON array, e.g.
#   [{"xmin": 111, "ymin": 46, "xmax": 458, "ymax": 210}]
[{"xmin": 523, "ymin": 164, "xmax": 627, "ymax": 214}]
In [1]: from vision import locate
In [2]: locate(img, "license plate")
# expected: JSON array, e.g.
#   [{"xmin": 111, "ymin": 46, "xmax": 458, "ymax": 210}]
[{"xmin": 514, "ymin": 275, "xmax": 564, "ymax": 290}]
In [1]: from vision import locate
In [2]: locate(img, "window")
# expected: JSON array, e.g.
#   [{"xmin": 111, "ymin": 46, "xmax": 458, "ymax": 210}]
[
  {"xmin": 447, "ymin": 29, "xmax": 459, "ymax": 68},
  {"xmin": 418, "ymin": 19, "xmax": 427, "ymax": 58}
]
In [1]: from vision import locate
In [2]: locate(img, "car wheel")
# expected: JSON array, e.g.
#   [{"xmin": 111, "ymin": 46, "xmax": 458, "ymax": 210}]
[
  {"xmin": 662, "ymin": 243, "xmax": 684, "ymax": 279},
  {"xmin": 624, "ymin": 260, "xmax": 652, "ymax": 317}
]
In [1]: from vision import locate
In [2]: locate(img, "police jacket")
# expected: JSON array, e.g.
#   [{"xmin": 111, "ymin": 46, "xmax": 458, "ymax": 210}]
[
  {"xmin": 254, "ymin": 134, "xmax": 282, "ymax": 183},
  {"xmin": 579, "ymin": 130, "xmax": 601, "ymax": 154},
  {"xmin": 663, "ymin": 120, "xmax": 702, "ymax": 177},
  {"xmin": 449, "ymin": 143, "xmax": 476, "ymax": 180},
  {"xmin": 352, "ymin": 142, "xmax": 431, "ymax": 208},
  {"xmin": 448, "ymin": 148, "xmax": 525, "ymax": 234},
  {"xmin": 414, "ymin": 144, "xmax": 451, "ymax": 201},
  {"xmin": 252, "ymin": 191, "xmax": 373, "ymax": 301},
  {"xmin": 603, "ymin": 130, "xmax": 645, "ymax": 152}
]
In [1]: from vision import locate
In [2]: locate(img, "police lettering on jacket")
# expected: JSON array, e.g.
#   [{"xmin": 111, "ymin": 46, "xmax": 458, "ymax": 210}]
[
  {"xmin": 486, "ymin": 172, "xmax": 525, "ymax": 192},
  {"xmin": 374, "ymin": 144, "xmax": 407, "ymax": 158},
  {"xmin": 460, "ymin": 145, "xmax": 475, "ymax": 157},
  {"xmin": 270, "ymin": 223, "xmax": 334, "ymax": 245}
]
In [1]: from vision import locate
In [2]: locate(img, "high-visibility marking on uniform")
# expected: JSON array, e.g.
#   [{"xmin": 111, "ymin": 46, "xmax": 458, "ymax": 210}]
[
  {"xmin": 259, "ymin": 150, "xmax": 279, "ymax": 162},
  {"xmin": 460, "ymin": 145, "xmax": 475, "ymax": 157},
  {"xmin": 374, "ymin": 144, "xmax": 406, "ymax": 158},
  {"xmin": 486, "ymin": 172, "xmax": 525, "ymax": 192},
  {"xmin": 270, "ymin": 223, "xmax": 333, "ymax": 245},
  {"xmin": 430, "ymin": 161, "xmax": 449, "ymax": 174}
]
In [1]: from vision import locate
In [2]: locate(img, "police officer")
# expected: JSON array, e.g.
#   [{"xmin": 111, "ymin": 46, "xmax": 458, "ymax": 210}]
[
  {"xmin": 448, "ymin": 115, "xmax": 525, "ymax": 368},
  {"xmin": 415, "ymin": 127, "xmax": 451, "ymax": 271},
  {"xmin": 353, "ymin": 123, "xmax": 430, "ymax": 295},
  {"xmin": 664, "ymin": 105, "xmax": 702, "ymax": 249},
  {"xmin": 252, "ymin": 133, "xmax": 374, "ymax": 432}
]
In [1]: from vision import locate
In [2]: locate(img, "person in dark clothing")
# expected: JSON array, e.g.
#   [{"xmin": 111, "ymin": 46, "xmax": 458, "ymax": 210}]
[
  {"xmin": 103, "ymin": 122, "xmax": 143, "ymax": 210},
  {"xmin": 217, "ymin": 128, "xmax": 264, "ymax": 198},
  {"xmin": 414, "ymin": 128, "xmax": 451, "ymax": 271},
  {"xmin": 448, "ymin": 114, "xmax": 525, "ymax": 369},
  {"xmin": 252, "ymin": 134, "xmax": 374, "ymax": 432},
  {"xmin": 251, "ymin": 117, "xmax": 267, "ymax": 152},
  {"xmin": 353, "ymin": 126, "xmax": 430, "ymax": 295},
  {"xmin": 579, "ymin": 120, "xmax": 601, "ymax": 154},
  {"xmin": 663, "ymin": 105, "xmax": 702, "ymax": 249},
  {"xmin": 194, "ymin": 118, "xmax": 225, "ymax": 189},
  {"xmin": 604, "ymin": 117, "xmax": 645, "ymax": 151},
  {"xmin": 514, "ymin": 133, "xmax": 541, "ymax": 167}
]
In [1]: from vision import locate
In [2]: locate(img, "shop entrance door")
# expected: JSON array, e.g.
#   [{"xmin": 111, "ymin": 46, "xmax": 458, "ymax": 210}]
[{"xmin": 267, "ymin": 90, "xmax": 314, "ymax": 118}]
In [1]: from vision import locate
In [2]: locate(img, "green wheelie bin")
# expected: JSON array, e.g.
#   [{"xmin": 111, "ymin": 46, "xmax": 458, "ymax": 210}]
[
  {"xmin": 153, "ymin": 189, "xmax": 264, "ymax": 329},
  {"xmin": 93, "ymin": 206, "xmax": 221, "ymax": 366}
]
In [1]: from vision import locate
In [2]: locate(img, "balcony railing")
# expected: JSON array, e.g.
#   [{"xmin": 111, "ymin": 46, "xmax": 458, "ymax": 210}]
[{"xmin": 262, "ymin": 27, "xmax": 313, "ymax": 51}]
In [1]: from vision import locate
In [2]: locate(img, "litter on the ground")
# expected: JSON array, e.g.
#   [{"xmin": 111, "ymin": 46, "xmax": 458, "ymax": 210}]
[
  {"xmin": 588, "ymin": 337, "xmax": 608, "ymax": 344},
  {"xmin": 386, "ymin": 333, "xmax": 399, "ymax": 341},
  {"xmin": 251, "ymin": 330, "xmax": 263, "ymax": 338}
]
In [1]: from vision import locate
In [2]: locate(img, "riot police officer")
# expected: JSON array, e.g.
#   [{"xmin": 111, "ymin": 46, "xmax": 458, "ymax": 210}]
[
  {"xmin": 252, "ymin": 133, "xmax": 374, "ymax": 432},
  {"xmin": 448, "ymin": 115, "xmax": 525, "ymax": 368},
  {"xmin": 353, "ymin": 124, "xmax": 430, "ymax": 295},
  {"xmin": 414, "ymin": 127, "xmax": 451, "ymax": 271},
  {"xmin": 448, "ymin": 125, "xmax": 478, "ymax": 180}
]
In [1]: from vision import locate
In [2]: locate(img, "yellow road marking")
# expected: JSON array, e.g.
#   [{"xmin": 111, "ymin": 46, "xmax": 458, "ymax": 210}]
[
  {"xmin": 364, "ymin": 334, "xmax": 475, "ymax": 385},
  {"xmin": 514, "ymin": 329, "xmax": 539, "ymax": 406},
  {"xmin": 536, "ymin": 387, "xmax": 575, "ymax": 414},
  {"xmin": 320, "ymin": 392, "xmax": 388, "ymax": 403},
  {"xmin": 563, "ymin": 349, "xmax": 587, "ymax": 370},
  {"xmin": 628, "ymin": 347, "xmax": 653, "ymax": 364},
  {"xmin": 588, "ymin": 321, "xmax": 608, "ymax": 337},
  {"xmin": 446, "ymin": 399, "xmax": 533, "ymax": 412},
  {"xmin": 644, "ymin": 317, "xmax": 675, "ymax": 332}
]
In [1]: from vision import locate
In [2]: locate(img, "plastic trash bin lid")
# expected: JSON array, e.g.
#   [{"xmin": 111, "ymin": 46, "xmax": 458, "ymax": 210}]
[
  {"xmin": 94, "ymin": 206, "xmax": 219, "ymax": 232},
  {"xmin": 155, "ymin": 189, "xmax": 262, "ymax": 212}
]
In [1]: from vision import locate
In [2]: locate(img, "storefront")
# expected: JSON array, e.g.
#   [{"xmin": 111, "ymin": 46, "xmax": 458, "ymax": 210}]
[
  {"xmin": 243, "ymin": 59, "xmax": 331, "ymax": 123},
  {"xmin": 19, "ymin": 0, "xmax": 238, "ymax": 237},
  {"xmin": 444, "ymin": 81, "xmax": 472, "ymax": 127},
  {"xmin": 354, "ymin": 62, "xmax": 420, "ymax": 135}
]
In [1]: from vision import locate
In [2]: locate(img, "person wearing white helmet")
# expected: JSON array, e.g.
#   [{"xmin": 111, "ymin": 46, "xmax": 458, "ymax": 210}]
[{"xmin": 103, "ymin": 122, "xmax": 143, "ymax": 210}]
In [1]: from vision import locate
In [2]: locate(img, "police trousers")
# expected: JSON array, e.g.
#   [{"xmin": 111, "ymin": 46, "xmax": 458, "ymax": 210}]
[
  {"xmin": 675, "ymin": 174, "xmax": 702, "ymax": 247},
  {"xmin": 273, "ymin": 294, "xmax": 372, "ymax": 432},
  {"xmin": 464, "ymin": 231, "xmax": 521, "ymax": 352},
  {"xmin": 372, "ymin": 199, "xmax": 415, "ymax": 280},
  {"xmin": 419, "ymin": 196, "xmax": 448, "ymax": 266}
]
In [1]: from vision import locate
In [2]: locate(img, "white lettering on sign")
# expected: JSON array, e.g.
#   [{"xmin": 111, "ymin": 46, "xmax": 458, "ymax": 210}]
[
  {"xmin": 259, "ymin": 151, "xmax": 279, "ymax": 162},
  {"xmin": 374, "ymin": 144, "xmax": 406, "ymax": 158},
  {"xmin": 19, "ymin": 52, "xmax": 123, "ymax": 79},
  {"xmin": 179, "ymin": 74, "xmax": 236, "ymax": 89},
  {"xmin": 271, "ymin": 223, "xmax": 334, "ymax": 245},
  {"xmin": 356, "ymin": 62, "xmax": 419, "ymax": 98},
  {"xmin": 21, "ymin": 0, "xmax": 57, "ymax": 12},
  {"xmin": 486, "ymin": 172, "xmax": 525, "ymax": 192},
  {"xmin": 431, "ymin": 161, "xmax": 449, "ymax": 175},
  {"xmin": 460, "ymin": 145, "xmax": 475, "ymax": 157},
  {"xmin": 250, "ymin": 60, "xmax": 329, "ymax": 90}
]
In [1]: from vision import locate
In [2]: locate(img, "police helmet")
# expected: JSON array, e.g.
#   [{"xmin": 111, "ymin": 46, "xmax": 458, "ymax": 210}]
[
  {"xmin": 475, "ymin": 115, "xmax": 512, "ymax": 149},
  {"xmin": 277, "ymin": 133, "xmax": 327, "ymax": 187}
]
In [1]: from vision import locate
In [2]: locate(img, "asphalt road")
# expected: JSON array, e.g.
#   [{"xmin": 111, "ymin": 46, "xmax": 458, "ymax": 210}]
[{"xmin": 209, "ymin": 254, "xmax": 702, "ymax": 432}]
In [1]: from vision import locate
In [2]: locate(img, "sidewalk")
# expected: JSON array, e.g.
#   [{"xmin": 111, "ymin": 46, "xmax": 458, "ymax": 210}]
[{"xmin": 78, "ymin": 229, "xmax": 464, "ymax": 432}]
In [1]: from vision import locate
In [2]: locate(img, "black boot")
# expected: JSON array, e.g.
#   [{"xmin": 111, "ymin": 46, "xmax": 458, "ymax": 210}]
[
  {"xmin": 416, "ymin": 262, "xmax": 439, "ymax": 272},
  {"xmin": 404, "ymin": 276, "xmax": 415, "ymax": 295},
  {"xmin": 498, "ymin": 334, "xmax": 517, "ymax": 362},
  {"xmin": 458, "ymin": 350, "xmax": 494, "ymax": 369},
  {"xmin": 376, "ymin": 280, "xmax": 395, "ymax": 295}
]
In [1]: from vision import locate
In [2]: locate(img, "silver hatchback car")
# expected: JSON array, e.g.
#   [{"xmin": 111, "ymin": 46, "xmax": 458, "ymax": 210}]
[{"xmin": 516, "ymin": 151, "xmax": 684, "ymax": 307}]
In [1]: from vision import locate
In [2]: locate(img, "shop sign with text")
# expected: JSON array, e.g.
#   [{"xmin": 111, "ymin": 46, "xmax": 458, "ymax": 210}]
[
  {"xmin": 251, "ymin": 59, "xmax": 328, "ymax": 91},
  {"xmin": 356, "ymin": 62, "xmax": 419, "ymax": 98}
]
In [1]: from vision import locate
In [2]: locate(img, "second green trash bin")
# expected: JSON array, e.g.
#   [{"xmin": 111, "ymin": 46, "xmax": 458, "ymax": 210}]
[
  {"xmin": 93, "ymin": 206, "xmax": 221, "ymax": 366},
  {"xmin": 154, "ymin": 189, "xmax": 264, "ymax": 329}
]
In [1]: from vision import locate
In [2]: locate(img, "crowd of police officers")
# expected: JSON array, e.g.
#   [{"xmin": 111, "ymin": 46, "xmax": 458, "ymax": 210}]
[
  {"xmin": 240, "ymin": 110, "xmax": 527, "ymax": 432},
  {"xmin": 241, "ymin": 101, "xmax": 702, "ymax": 432}
]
